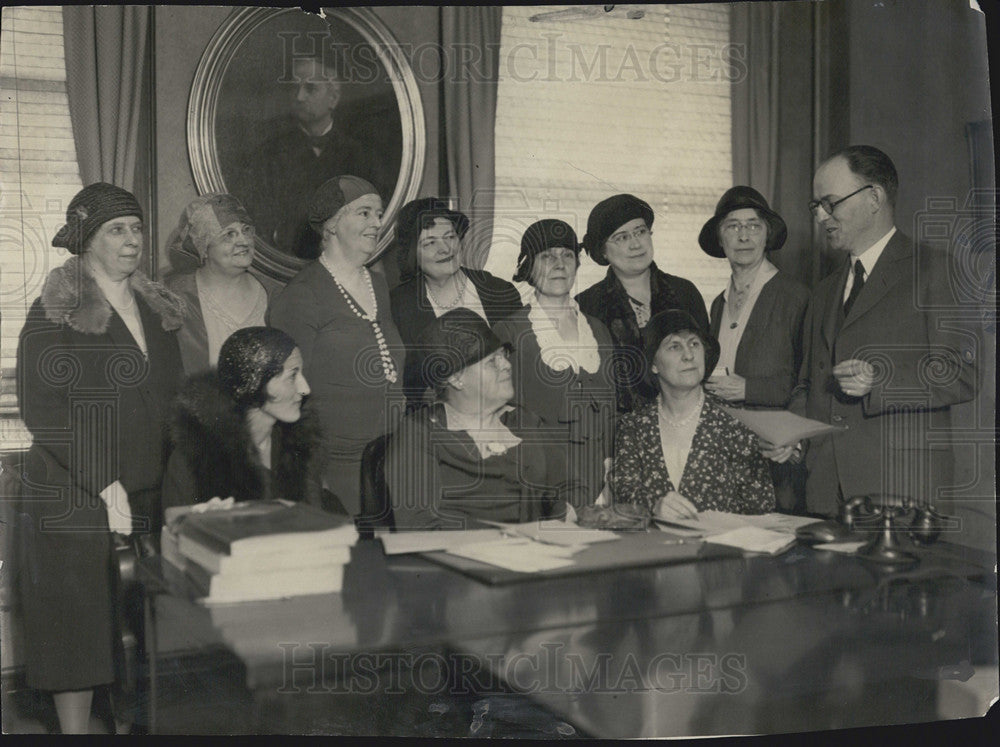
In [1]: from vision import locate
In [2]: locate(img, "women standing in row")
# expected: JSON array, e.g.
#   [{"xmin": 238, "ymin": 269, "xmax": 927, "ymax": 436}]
[
  {"xmin": 17, "ymin": 183, "xmax": 183, "ymax": 732},
  {"xmin": 390, "ymin": 197, "xmax": 522, "ymax": 406},
  {"xmin": 165, "ymin": 193, "xmax": 271, "ymax": 374},
  {"xmin": 575, "ymin": 194, "xmax": 709, "ymax": 413},
  {"xmin": 699, "ymin": 187, "xmax": 810, "ymax": 511},
  {"xmin": 269, "ymin": 176, "xmax": 404, "ymax": 515},
  {"xmin": 494, "ymin": 219, "xmax": 617, "ymax": 509}
]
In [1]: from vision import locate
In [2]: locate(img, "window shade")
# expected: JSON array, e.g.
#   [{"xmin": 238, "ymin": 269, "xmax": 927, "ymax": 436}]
[
  {"xmin": 0, "ymin": 6, "xmax": 82, "ymax": 446},
  {"xmin": 488, "ymin": 4, "xmax": 732, "ymax": 305}
]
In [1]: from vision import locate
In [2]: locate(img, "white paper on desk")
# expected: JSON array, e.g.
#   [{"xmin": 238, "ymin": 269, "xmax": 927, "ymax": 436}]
[
  {"xmin": 721, "ymin": 407, "xmax": 846, "ymax": 447},
  {"xmin": 507, "ymin": 520, "xmax": 621, "ymax": 547},
  {"xmin": 657, "ymin": 510, "xmax": 817, "ymax": 537},
  {"xmin": 447, "ymin": 537, "xmax": 578, "ymax": 572},
  {"xmin": 814, "ymin": 540, "xmax": 867, "ymax": 554},
  {"xmin": 706, "ymin": 526, "xmax": 797, "ymax": 555},
  {"xmin": 379, "ymin": 529, "xmax": 505, "ymax": 555}
]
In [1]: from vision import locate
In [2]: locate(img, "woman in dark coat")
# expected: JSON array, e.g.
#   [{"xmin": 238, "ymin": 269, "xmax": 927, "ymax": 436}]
[
  {"xmin": 389, "ymin": 197, "xmax": 523, "ymax": 406},
  {"xmin": 575, "ymin": 193, "xmax": 709, "ymax": 413},
  {"xmin": 387, "ymin": 309, "xmax": 563, "ymax": 529},
  {"xmin": 699, "ymin": 187, "xmax": 810, "ymax": 512},
  {"xmin": 162, "ymin": 327, "xmax": 320, "ymax": 511},
  {"xmin": 493, "ymin": 219, "xmax": 617, "ymax": 509},
  {"xmin": 16, "ymin": 183, "xmax": 184, "ymax": 732}
]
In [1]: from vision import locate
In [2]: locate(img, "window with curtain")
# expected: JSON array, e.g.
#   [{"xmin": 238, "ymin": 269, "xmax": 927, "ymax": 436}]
[
  {"xmin": 487, "ymin": 4, "xmax": 733, "ymax": 305},
  {"xmin": 0, "ymin": 6, "xmax": 82, "ymax": 448}
]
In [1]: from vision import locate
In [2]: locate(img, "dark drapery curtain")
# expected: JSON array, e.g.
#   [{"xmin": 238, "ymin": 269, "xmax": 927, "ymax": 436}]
[
  {"xmin": 731, "ymin": 2, "xmax": 779, "ymax": 204},
  {"xmin": 731, "ymin": 1, "xmax": 849, "ymax": 289},
  {"xmin": 440, "ymin": 6, "xmax": 502, "ymax": 270},
  {"xmin": 62, "ymin": 6, "xmax": 149, "ymax": 193}
]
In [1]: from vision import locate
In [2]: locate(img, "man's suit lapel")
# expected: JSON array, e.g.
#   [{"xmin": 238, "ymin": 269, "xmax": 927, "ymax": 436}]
[
  {"xmin": 821, "ymin": 262, "xmax": 849, "ymax": 349},
  {"xmin": 841, "ymin": 231, "xmax": 910, "ymax": 331}
]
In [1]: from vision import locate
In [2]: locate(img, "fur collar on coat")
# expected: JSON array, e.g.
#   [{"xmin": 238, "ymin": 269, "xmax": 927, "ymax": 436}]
[
  {"xmin": 40, "ymin": 254, "xmax": 185, "ymax": 335},
  {"xmin": 170, "ymin": 372, "xmax": 321, "ymax": 504}
]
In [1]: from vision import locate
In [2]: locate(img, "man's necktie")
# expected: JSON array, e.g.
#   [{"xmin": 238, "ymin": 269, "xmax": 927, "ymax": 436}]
[{"xmin": 843, "ymin": 258, "xmax": 865, "ymax": 316}]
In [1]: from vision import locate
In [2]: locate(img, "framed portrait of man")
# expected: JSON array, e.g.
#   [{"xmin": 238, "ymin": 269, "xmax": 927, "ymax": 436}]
[{"xmin": 187, "ymin": 7, "xmax": 425, "ymax": 280}]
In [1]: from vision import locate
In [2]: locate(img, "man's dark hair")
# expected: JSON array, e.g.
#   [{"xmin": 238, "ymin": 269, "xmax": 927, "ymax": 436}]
[{"xmin": 830, "ymin": 145, "xmax": 899, "ymax": 207}]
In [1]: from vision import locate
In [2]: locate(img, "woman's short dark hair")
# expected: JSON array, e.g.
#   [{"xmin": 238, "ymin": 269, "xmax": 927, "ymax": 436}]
[{"xmin": 218, "ymin": 326, "xmax": 298, "ymax": 411}]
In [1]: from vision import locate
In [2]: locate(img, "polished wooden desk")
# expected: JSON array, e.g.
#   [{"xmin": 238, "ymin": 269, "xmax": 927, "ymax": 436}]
[{"xmin": 139, "ymin": 536, "xmax": 997, "ymax": 737}]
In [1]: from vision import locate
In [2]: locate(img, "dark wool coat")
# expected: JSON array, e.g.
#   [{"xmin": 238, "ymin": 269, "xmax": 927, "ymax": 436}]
[
  {"xmin": 161, "ymin": 372, "xmax": 324, "ymax": 511},
  {"xmin": 709, "ymin": 270, "xmax": 810, "ymax": 408},
  {"xmin": 575, "ymin": 262, "xmax": 710, "ymax": 413},
  {"xmin": 390, "ymin": 267, "xmax": 524, "ymax": 406},
  {"xmin": 386, "ymin": 403, "xmax": 563, "ymax": 529},
  {"xmin": 493, "ymin": 307, "xmax": 618, "ymax": 509},
  {"xmin": 16, "ymin": 255, "xmax": 183, "ymax": 691}
]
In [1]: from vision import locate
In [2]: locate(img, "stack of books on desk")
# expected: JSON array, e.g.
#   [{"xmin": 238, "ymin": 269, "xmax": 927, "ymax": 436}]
[{"xmin": 163, "ymin": 500, "xmax": 358, "ymax": 604}]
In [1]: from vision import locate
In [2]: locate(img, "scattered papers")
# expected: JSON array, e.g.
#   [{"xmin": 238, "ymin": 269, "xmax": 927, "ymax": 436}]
[
  {"xmin": 721, "ymin": 407, "xmax": 846, "ymax": 447},
  {"xmin": 814, "ymin": 540, "xmax": 868, "ymax": 554},
  {"xmin": 446, "ymin": 537, "xmax": 579, "ymax": 572},
  {"xmin": 379, "ymin": 529, "xmax": 506, "ymax": 555},
  {"xmin": 480, "ymin": 519, "xmax": 621, "ymax": 547},
  {"xmin": 657, "ymin": 510, "xmax": 817, "ymax": 537},
  {"xmin": 705, "ymin": 526, "xmax": 798, "ymax": 556}
]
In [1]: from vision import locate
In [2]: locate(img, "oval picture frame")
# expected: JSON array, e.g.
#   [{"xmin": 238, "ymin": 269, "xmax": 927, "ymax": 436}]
[{"xmin": 187, "ymin": 7, "xmax": 425, "ymax": 281}]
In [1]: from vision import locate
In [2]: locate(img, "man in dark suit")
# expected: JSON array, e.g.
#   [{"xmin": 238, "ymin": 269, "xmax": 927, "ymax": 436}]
[
  {"xmin": 783, "ymin": 146, "xmax": 977, "ymax": 526},
  {"xmin": 237, "ymin": 55, "xmax": 385, "ymax": 259}
]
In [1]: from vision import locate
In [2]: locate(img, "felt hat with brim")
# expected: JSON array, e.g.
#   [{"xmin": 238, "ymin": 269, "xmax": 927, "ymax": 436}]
[
  {"xmin": 642, "ymin": 309, "xmax": 721, "ymax": 387},
  {"xmin": 415, "ymin": 308, "xmax": 510, "ymax": 389},
  {"xmin": 698, "ymin": 186, "xmax": 787, "ymax": 258}
]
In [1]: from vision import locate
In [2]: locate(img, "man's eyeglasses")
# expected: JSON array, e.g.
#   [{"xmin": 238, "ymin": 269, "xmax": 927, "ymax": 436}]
[
  {"xmin": 720, "ymin": 220, "xmax": 765, "ymax": 236},
  {"xmin": 607, "ymin": 225, "xmax": 651, "ymax": 247},
  {"xmin": 809, "ymin": 184, "xmax": 874, "ymax": 217}
]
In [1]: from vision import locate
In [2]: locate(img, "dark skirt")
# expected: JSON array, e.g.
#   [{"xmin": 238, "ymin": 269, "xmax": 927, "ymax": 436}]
[{"xmin": 16, "ymin": 496, "xmax": 118, "ymax": 691}]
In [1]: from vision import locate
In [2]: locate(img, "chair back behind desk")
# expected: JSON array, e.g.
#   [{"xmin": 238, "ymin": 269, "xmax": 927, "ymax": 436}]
[{"xmin": 139, "ymin": 535, "xmax": 998, "ymax": 736}]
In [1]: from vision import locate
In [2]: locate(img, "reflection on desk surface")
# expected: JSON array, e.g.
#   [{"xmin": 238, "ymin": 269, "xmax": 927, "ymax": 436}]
[{"xmin": 141, "ymin": 538, "xmax": 998, "ymax": 737}]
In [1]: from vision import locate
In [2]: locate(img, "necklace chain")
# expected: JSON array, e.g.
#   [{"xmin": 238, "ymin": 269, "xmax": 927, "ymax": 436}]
[
  {"xmin": 657, "ymin": 389, "xmax": 704, "ymax": 428},
  {"xmin": 319, "ymin": 256, "xmax": 398, "ymax": 385},
  {"xmin": 426, "ymin": 272, "xmax": 467, "ymax": 310}
]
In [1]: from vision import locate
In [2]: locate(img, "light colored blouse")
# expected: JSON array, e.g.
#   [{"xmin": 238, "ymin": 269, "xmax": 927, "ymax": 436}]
[
  {"xmin": 717, "ymin": 259, "xmax": 778, "ymax": 375},
  {"xmin": 197, "ymin": 274, "xmax": 268, "ymax": 367}
]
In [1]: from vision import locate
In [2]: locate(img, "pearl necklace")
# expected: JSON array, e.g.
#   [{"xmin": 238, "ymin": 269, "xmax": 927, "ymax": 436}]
[
  {"xmin": 425, "ymin": 271, "xmax": 467, "ymax": 310},
  {"xmin": 319, "ymin": 255, "xmax": 398, "ymax": 385},
  {"xmin": 657, "ymin": 390, "xmax": 704, "ymax": 428}
]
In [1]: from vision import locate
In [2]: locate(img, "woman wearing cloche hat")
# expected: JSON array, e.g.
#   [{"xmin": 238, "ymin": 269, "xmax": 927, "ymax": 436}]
[
  {"xmin": 386, "ymin": 308, "xmax": 564, "ymax": 529},
  {"xmin": 492, "ymin": 219, "xmax": 617, "ymax": 509},
  {"xmin": 269, "ymin": 176, "xmax": 405, "ymax": 516},
  {"xmin": 575, "ymin": 193, "xmax": 709, "ymax": 414},
  {"xmin": 16, "ymin": 182, "xmax": 184, "ymax": 732},
  {"xmin": 698, "ymin": 186, "xmax": 810, "ymax": 511}
]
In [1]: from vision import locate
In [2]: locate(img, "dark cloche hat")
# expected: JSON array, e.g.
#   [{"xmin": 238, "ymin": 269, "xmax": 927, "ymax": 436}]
[
  {"xmin": 52, "ymin": 182, "xmax": 144, "ymax": 255},
  {"xmin": 642, "ymin": 309, "xmax": 721, "ymax": 384},
  {"xmin": 698, "ymin": 186, "xmax": 787, "ymax": 258},
  {"xmin": 513, "ymin": 218, "xmax": 581, "ymax": 283},
  {"xmin": 414, "ymin": 308, "xmax": 510, "ymax": 389},
  {"xmin": 582, "ymin": 194, "xmax": 654, "ymax": 266}
]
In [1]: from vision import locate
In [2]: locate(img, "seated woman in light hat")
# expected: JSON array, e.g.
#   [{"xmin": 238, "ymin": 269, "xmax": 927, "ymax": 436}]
[{"xmin": 386, "ymin": 308, "xmax": 564, "ymax": 530}]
